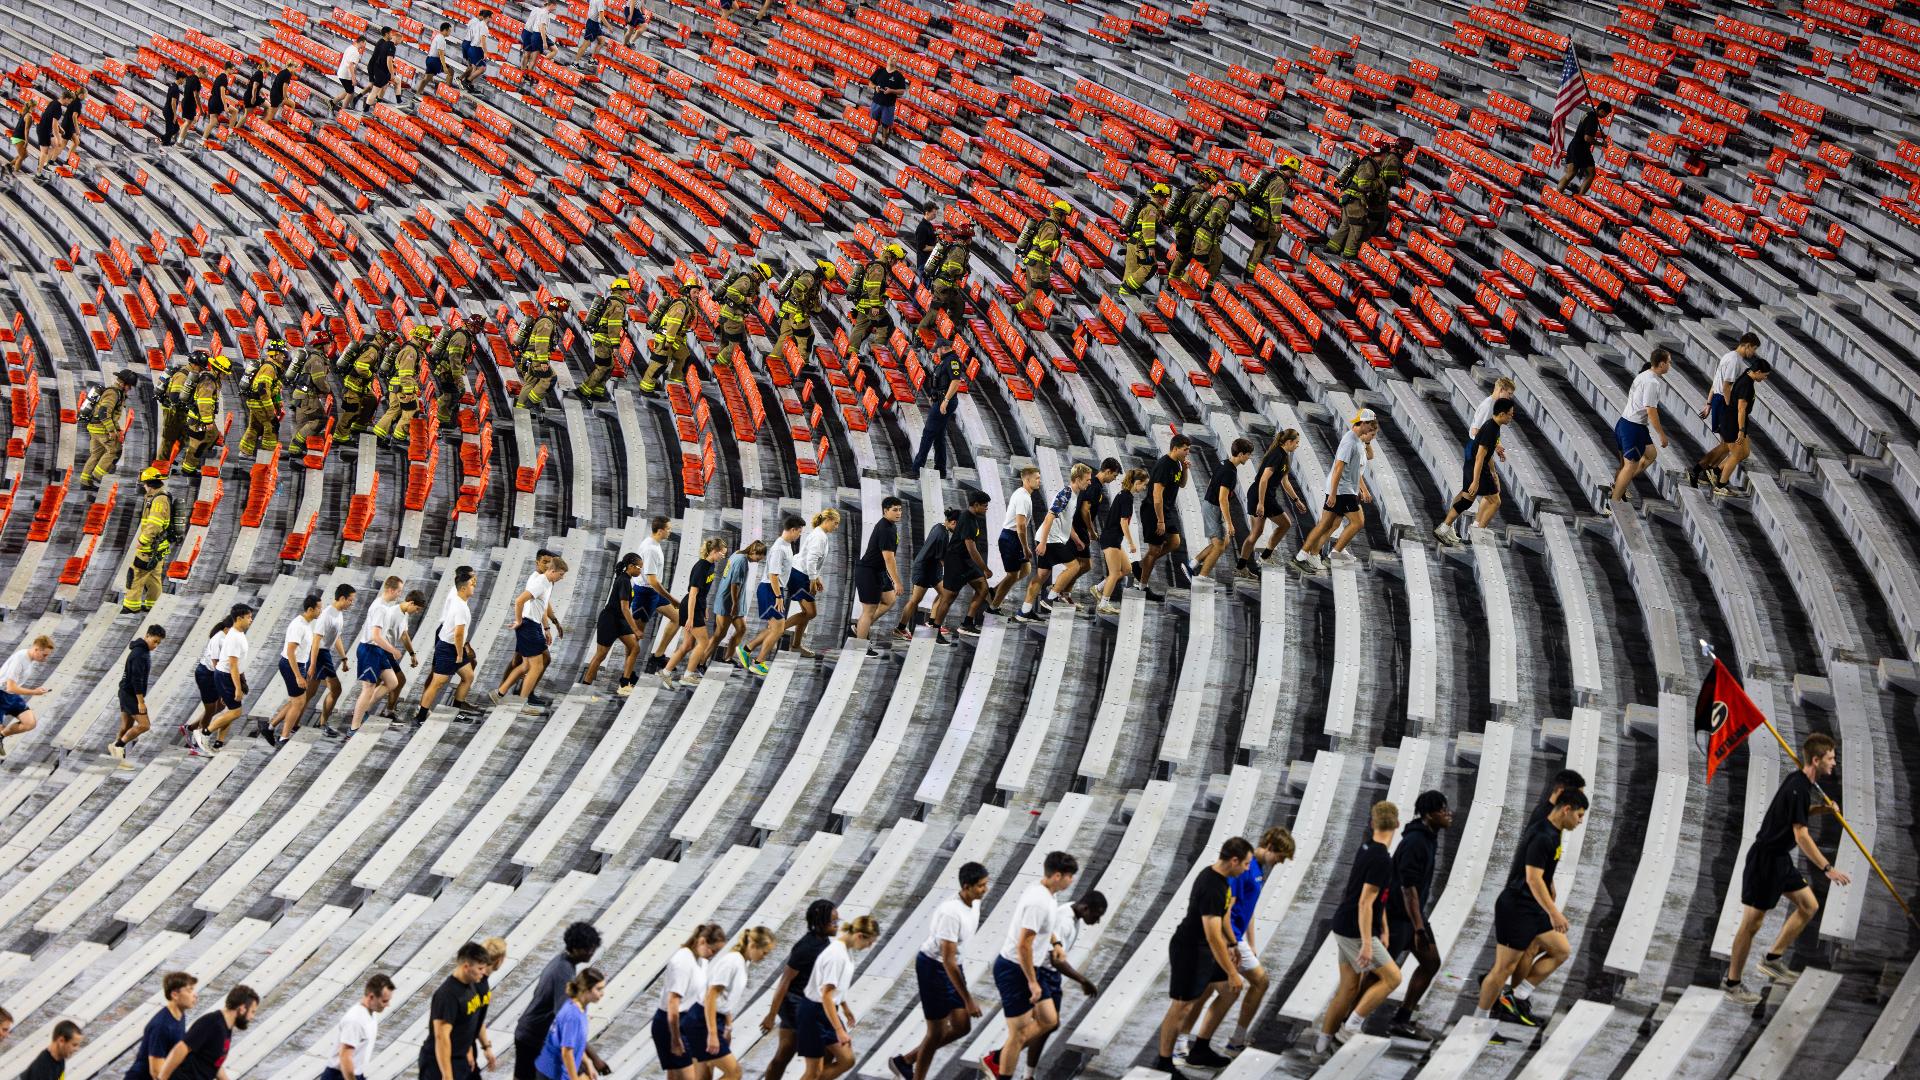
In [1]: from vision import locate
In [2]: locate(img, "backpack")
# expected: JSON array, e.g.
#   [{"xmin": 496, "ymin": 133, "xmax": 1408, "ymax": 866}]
[
  {"xmin": 1335, "ymin": 159, "xmax": 1358, "ymax": 190},
  {"xmin": 646, "ymin": 295, "xmax": 681, "ymax": 332},
  {"xmin": 284, "ymin": 353, "xmax": 315, "ymax": 395},
  {"xmin": 772, "ymin": 266, "xmax": 803, "ymax": 300},
  {"xmin": 1013, "ymin": 219, "xmax": 1040, "ymax": 260},
  {"xmin": 1247, "ymin": 169, "xmax": 1277, "ymax": 203},
  {"xmin": 76, "ymin": 385, "xmax": 107, "ymax": 425}
]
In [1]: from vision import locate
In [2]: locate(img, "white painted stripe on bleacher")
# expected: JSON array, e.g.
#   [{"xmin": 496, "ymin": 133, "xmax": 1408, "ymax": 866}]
[
  {"xmin": 1239, "ymin": 570, "xmax": 1287, "ymax": 757},
  {"xmin": 915, "ymin": 622, "xmax": 1006, "ymax": 807},
  {"xmin": 352, "ymin": 708, "xmax": 516, "ymax": 889},
  {"xmin": 0, "ymin": 766, "xmax": 108, "ymax": 879},
  {"xmin": 1603, "ymin": 693, "xmax": 1688, "ymax": 977},
  {"xmin": 1421, "ymin": 721, "xmax": 1515, "ymax": 964},
  {"xmin": 832, "ymin": 638, "xmax": 935, "ymax": 819},
  {"xmin": 999, "ymin": 604, "xmax": 1076, "ymax": 792},
  {"xmin": 1160, "ymin": 578, "xmax": 1216, "ymax": 762},
  {"xmin": 840, "ymin": 818, "xmax": 933, "ymax": 919},
  {"xmin": 273, "ymin": 719, "xmax": 449, "ymax": 898},
  {"xmin": 0, "ymin": 941, "xmax": 110, "ymax": 1025},
  {"xmin": 1514, "ymin": 999, "xmax": 1617, "ymax": 1080},
  {"xmin": 1324, "ymin": 563, "xmax": 1360, "ymax": 738},
  {"xmin": 1402, "ymin": 540, "xmax": 1438, "ymax": 724},
  {"xmin": 1080, "ymin": 589, "xmax": 1146, "ymax": 779},
  {"xmin": 39, "ymin": 752, "xmax": 240, "ymax": 932},
  {"xmin": 672, "ymin": 659, "xmax": 797, "ymax": 843},
  {"xmin": 1067, "ymin": 766, "xmax": 1262, "ymax": 1052},
  {"xmin": 0, "ymin": 931, "xmax": 186, "ymax": 1076},
  {"xmin": 514, "ymin": 689, "xmax": 655, "ymax": 866},
  {"xmin": 66, "ymin": 916, "xmax": 270, "ymax": 1080},
  {"xmin": 194, "ymin": 723, "xmax": 390, "ymax": 912},
  {"xmin": 1315, "ymin": 1032, "xmax": 1390, "ymax": 1077},
  {"xmin": 592, "ymin": 672, "xmax": 730, "ymax": 854},
  {"xmin": 1471, "ymin": 529, "xmax": 1519, "ymax": 708},
  {"xmin": 754, "ymin": 648, "xmax": 867, "ymax": 832},
  {"xmin": 1414, "ymin": 1017, "xmax": 1497, "ymax": 1080},
  {"xmin": 432, "ymin": 701, "xmax": 583, "ymax": 877},
  {"xmin": 0, "ymin": 761, "xmax": 170, "ymax": 925},
  {"xmin": 1732, "ymin": 968, "xmax": 1841, "ymax": 1080}
]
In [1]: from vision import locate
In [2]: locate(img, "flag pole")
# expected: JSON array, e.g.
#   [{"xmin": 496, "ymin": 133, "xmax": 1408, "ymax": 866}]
[{"xmin": 1700, "ymin": 640, "xmax": 1920, "ymax": 930}]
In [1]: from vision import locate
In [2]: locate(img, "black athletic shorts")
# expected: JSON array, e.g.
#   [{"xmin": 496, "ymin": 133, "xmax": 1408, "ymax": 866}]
[
  {"xmin": 119, "ymin": 687, "xmax": 142, "ymax": 715},
  {"xmin": 1385, "ymin": 916, "xmax": 1416, "ymax": 966},
  {"xmin": 1740, "ymin": 850, "xmax": 1807, "ymax": 911},
  {"xmin": 1493, "ymin": 891, "xmax": 1553, "ymax": 951},
  {"xmin": 1167, "ymin": 943, "xmax": 1225, "ymax": 1002},
  {"xmin": 942, "ymin": 559, "xmax": 983, "ymax": 593},
  {"xmin": 912, "ymin": 559, "xmax": 942, "ymax": 589},
  {"xmin": 595, "ymin": 608, "xmax": 632, "ymax": 647},
  {"xmin": 1461, "ymin": 457, "xmax": 1500, "ymax": 498},
  {"xmin": 1328, "ymin": 493, "xmax": 1361, "ymax": 514},
  {"xmin": 997, "ymin": 530, "xmax": 1029, "ymax": 571},
  {"xmin": 1715, "ymin": 409, "xmax": 1744, "ymax": 446},
  {"xmin": 1038, "ymin": 541, "xmax": 1074, "ymax": 569},
  {"xmin": 853, "ymin": 565, "xmax": 889, "ymax": 605}
]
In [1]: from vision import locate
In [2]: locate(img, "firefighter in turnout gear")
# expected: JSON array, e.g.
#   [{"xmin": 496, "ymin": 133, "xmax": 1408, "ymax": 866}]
[
  {"xmin": 1181, "ymin": 185, "xmax": 1238, "ymax": 284},
  {"xmin": 158, "ymin": 350, "xmax": 210, "ymax": 462},
  {"xmin": 122, "ymin": 466, "xmax": 174, "ymax": 613},
  {"xmin": 1120, "ymin": 183, "xmax": 1171, "ymax": 295},
  {"xmin": 847, "ymin": 244, "xmax": 904, "ymax": 355},
  {"xmin": 1165, "ymin": 165, "xmax": 1220, "ymax": 282},
  {"xmin": 716, "ymin": 263, "xmax": 773, "ymax": 368},
  {"xmin": 373, "ymin": 326, "xmax": 429, "ymax": 442},
  {"xmin": 915, "ymin": 225, "xmax": 973, "ymax": 333},
  {"xmin": 337, "ymin": 330, "xmax": 392, "ymax": 438},
  {"xmin": 433, "ymin": 314, "xmax": 481, "ymax": 429},
  {"xmin": 1244, "ymin": 157, "xmax": 1299, "ymax": 275},
  {"xmin": 176, "ymin": 353, "xmax": 230, "ymax": 474},
  {"xmin": 639, "ymin": 278, "xmax": 702, "ymax": 392},
  {"xmin": 1365, "ymin": 137, "xmax": 1414, "ymax": 243},
  {"xmin": 78, "ymin": 369, "xmax": 140, "ymax": 490},
  {"xmin": 290, "ymin": 345, "xmax": 335, "ymax": 453},
  {"xmin": 238, "ymin": 339, "xmax": 288, "ymax": 455},
  {"xmin": 1325, "ymin": 149, "xmax": 1379, "ymax": 259},
  {"xmin": 580, "ymin": 278, "xmax": 631, "ymax": 401},
  {"xmin": 1013, "ymin": 201, "xmax": 1070, "ymax": 316},
  {"xmin": 515, "ymin": 297, "xmax": 568, "ymax": 409},
  {"xmin": 774, "ymin": 260, "xmax": 835, "ymax": 358}
]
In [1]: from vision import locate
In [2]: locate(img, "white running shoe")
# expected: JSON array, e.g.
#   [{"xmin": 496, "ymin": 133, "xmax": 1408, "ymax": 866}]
[
  {"xmin": 1329, "ymin": 549, "xmax": 1358, "ymax": 567},
  {"xmin": 1433, "ymin": 524, "xmax": 1460, "ymax": 547}
]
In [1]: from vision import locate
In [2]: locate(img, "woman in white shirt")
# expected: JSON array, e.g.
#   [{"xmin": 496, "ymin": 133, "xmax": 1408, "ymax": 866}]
[
  {"xmin": 797, "ymin": 915, "xmax": 880, "ymax": 1080},
  {"xmin": 198, "ymin": 603, "xmax": 255, "ymax": 753},
  {"xmin": 267, "ymin": 592, "xmax": 324, "ymax": 747},
  {"xmin": 416, "ymin": 566, "xmax": 480, "ymax": 723},
  {"xmin": 788, "ymin": 509, "xmax": 839, "ymax": 658},
  {"xmin": 745, "ymin": 516, "xmax": 805, "ymax": 672},
  {"xmin": 307, "ymin": 583, "xmax": 357, "ymax": 732},
  {"xmin": 656, "ymin": 924, "xmax": 728, "ymax": 1080},
  {"xmin": 329, "ymin": 41, "xmax": 362, "ymax": 109},
  {"xmin": 688, "ymin": 927, "xmax": 776, "ymax": 1080},
  {"xmin": 1607, "ymin": 347, "xmax": 1673, "ymax": 512},
  {"xmin": 573, "ymin": 0, "xmax": 608, "ymax": 65}
]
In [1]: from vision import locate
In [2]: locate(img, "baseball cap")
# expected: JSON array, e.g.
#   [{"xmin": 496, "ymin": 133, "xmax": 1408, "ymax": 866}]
[{"xmin": 1352, "ymin": 408, "xmax": 1377, "ymax": 424}]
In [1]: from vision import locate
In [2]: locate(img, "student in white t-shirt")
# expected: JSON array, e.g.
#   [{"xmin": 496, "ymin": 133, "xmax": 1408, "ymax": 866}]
[
  {"xmin": 691, "ymin": 927, "xmax": 777, "ymax": 1075},
  {"xmin": 992, "ymin": 466, "xmax": 1041, "ymax": 611},
  {"xmin": 573, "ymin": 0, "xmax": 608, "ymax": 65},
  {"xmin": 796, "ymin": 915, "xmax": 880, "ymax": 1079},
  {"xmin": 306, "ymin": 584, "xmax": 358, "ymax": 733},
  {"xmin": 889, "ymin": 863, "xmax": 989, "ymax": 1080},
  {"xmin": 419, "ymin": 21, "xmax": 454, "ymax": 98},
  {"xmin": 654, "ymin": 925, "xmax": 727, "ymax": 1080},
  {"xmin": 493, "ymin": 555, "xmax": 568, "ymax": 713},
  {"xmin": 330, "ymin": 41, "xmax": 363, "ymax": 109},
  {"xmin": 1019, "ymin": 891, "xmax": 1108, "ymax": 1076},
  {"xmin": 1606, "ymin": 347, "xmax": 1673, "ymax": 513},
  {"xmin": 786, "ymin": 510, "xmax": 839, "ymax": 659},
  {"xmin": 199, "ymin": 604, "xmax": 256, "ymax": 752},
  {"xmin": 381, "ymin": 585, "xmax": 424, "ymax": 715},
  {"xmin": 329, "ymin": 973, "xmax": 396, "ymax": 1080},
  {"xmin": 635, "ymin": 517, "xmax": 682, "ymax": 676},
  {"xmin": 460, "ymin": 9, "xmax": 495, "ymax": 91},
  {"xmin": 984, "ymin": 852, "xmax": 1078, "ymax": 1080},
  {"xmin": 267, "ymin": 592, "xmax": 324, "ymax": 746},
  {"xmin": 745, "ymin": 516, "xmax": 805, "ymax": 672},
  {"xmin": 519, "ymin": 0, "xmax": 554, "ymax": 62},
  {"xmin": 346, "ymin": 577, "xmax": 422, "ymax": 735},
  {"xmin": 415, "ymin": 566, "xmax": 480, "ymax": 723},
  {"xmin": 0, "ymin": 634, "xmax": 55, "ymax": 757}
]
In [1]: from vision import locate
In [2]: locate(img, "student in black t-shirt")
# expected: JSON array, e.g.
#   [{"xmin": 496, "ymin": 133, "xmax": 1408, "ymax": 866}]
[
  {"xmin": 30, "ymin": 95, "xmax": 59, "ymax": 175},
  {"xmin": 59, "ymin": 88, "xmax": 85, "ymax": 163},
  {"xmin": 1196, "ymin": 439, "xmax": 1253, "ymax": 579},
  {"xmin": 912, "ymin": 350, "xmax": 964, "ymax": 479},
  {"xmin": 1725, "ymin": 732, "xmax": 1849, "ymax": 1003},
  {"xmin": 900, "ymin": 507, "xmax": 958, "ymax": 639},
  {"xmin": 1476, "ymin": 791, "xmax": 1587, "ymax": 1026},
  {"xmin": 159, "ymin": 72, "xmax": 187, "ymax": 149},
  {"xmin": 1154, "ymin": 838, "xmax": 1253, "ymax": 1075},
  {"xmin": 158, "ymin": 985, "xmax": 260, "ymax": 1080},
  {"xmin": 854, "ymin": 496, "xmax": 905, "ymax": 646},
  {"xmin": 1315, "ymin": 802, "xmax": 1402, "ymax": 1054},
  {"xmin": 1137, "ymin": 435, "xmax": 1192, "ymax": 599},
  {"xmin": 1499, "ymin": 769, "xmax": 1584, "ymax": 1002},
  {"xmin": 180, "ymin": 69, "xmax": 203, "ymax": 142},
  {"xmin": 1706, "ymin": 359, "xmax": 1769, "ymax": 498},
  {"xmin": 423, "ymin": 942, "xmax": 491, "ymax": 1080},
  {"xmin": 201, "ymin": 62, "xmax": 230, "ymax": 142},
  {"xmin": 1241, "ymin": 428, "xmax": 1307, "ymax": 568},
  {"xmin": 24, "ymin": 1021, "xmax": 84, "ymax": 1080},
  {"xmin": 1435, "ymin": 398, "xmax": 1517, "ymax": 546},
  {"xmin": 363, "ymin": 27, "xmax": 399, "ymax": 110},
  {"xmin": 661, "ymin": 537, "xmax": 728, "ymax": 686},
  {"xmin": 239, "ymin": 64, "xmax": 265, "ymax": 116},
  {"xmin": 583, "ymin": 553, "xmax": 645, "ymax": 691},
  {"xmin": 928, "ymin": 490, "xmax": 991, "ymax": 643},
  {"xmin": 760, "ymin": 900, "xmax": 838, "ymax": 1080},
  {"xmin": 268, "ymin": 62, "xmax": 294, "ymax": 122},
  {"xmin": 1383, "ymin": 791, "xmax": 1452, "ymax": 1039},
  {"xmin": 8, "ymin": 104, "xmax": 32, "ymax": 175},
  {"xmin": 111, "ymin": 624, "xmax": 168, "ymax": 766},
  {"xmin": 867, "ymin": 57, "xmax": 908, "ymax": 142}
]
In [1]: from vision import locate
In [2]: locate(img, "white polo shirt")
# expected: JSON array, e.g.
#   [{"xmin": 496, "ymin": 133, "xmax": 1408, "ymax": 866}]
[
  {"xmin": 1622, "ymin": 368, "xmax": 1666, "ymax": 425},
  {"xmin": 1714, "ymin": 350, "xmax": 1745, "ymax": 396},
  {"xmin": 706, "ymin": 950, "xmax": 748, "ymax": 1016},
  {"xmin": 218, "ymin": 625, "xmax": 250, "ymax": 673},
  {"xmin": 999, "ymin": 883, "xmax": 1056, "ymax": 965},
  {"xmin": 356, "ymin": 598, "xmax": 394, "ymax": 647},
  {"xmin": 465, "ymin": 15, "xmax": 490, "ymax": 50}
]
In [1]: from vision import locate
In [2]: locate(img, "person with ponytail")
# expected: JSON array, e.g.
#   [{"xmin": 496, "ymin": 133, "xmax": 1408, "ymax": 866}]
[
  {"xmin": 190, "ymin": 603, "xmax": 254, "ymax": 755},
  {"xmin": 761, "ymin": 900, "xmax": 838, "ymax": 1080},
  {"xmin": 267, "ymin": 592, "xmax": 324, "ymax": 747},
  {"xmin": 658, "ymin": 924, "xmax": 728, "ymax": 1080},
  {"xmin": 788, "ymin": 509, "xmax": 840, "ymax": 658},
  {"xmin": 688, "ymin": 927, "xmax": 776, "ymax": 1080},
  {"xmin": 185, "ymin": 605, "xmax": 242, "ymax": 751},
  {"xmin": 797, "ymin": 915, "xmax": 880, "ymax": 1080},
  {"xmin": 535, "ymin": 966, "xmax": 605, "ymax": 1080},
  {"xmin": 661, "ymin": 537, "xmax": 728, "ymax": 687},
  {"xmin": 1240, "ymin": 429, "xmax": 1308, "ymax": 568}
]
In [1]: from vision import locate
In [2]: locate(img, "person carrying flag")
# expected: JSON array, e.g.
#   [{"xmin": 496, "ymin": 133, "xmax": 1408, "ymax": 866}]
[{"xmin": 1723, "ymin": 732, "xmax": 1850, "ymax": 1003}]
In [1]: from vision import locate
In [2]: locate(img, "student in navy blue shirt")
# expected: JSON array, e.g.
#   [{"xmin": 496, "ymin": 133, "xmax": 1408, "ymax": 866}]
[
  {"xmin": 128, "ymin": 972, "xmax": 197, "ymax": 1080},
  {"xmin": 1178, "ymin": 827, "xmax": 1295, "ymax": 1060}
]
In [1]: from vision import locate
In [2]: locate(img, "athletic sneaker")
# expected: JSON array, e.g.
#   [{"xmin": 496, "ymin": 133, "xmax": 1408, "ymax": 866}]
[
  {"xmin": 107, "ymin": 742, "xmax": 126, "ymax": 764},
  {"xmin": 528, "ymin": 694, "xmax": 553, "ymax": 707},
  {"xmin": 797, "ymin": 645, "xmax": 819, "ymax": 658},
  {"xmin": 1173, "ymin": 1035, "xmax": 1190, "ymax": 1065},
  {"xmin": 1186, "ymin": 1043, "xmax": 1231, "ymax": 1068},
  {"xmin": 1756, "ymin": 957, "xmax": 1798, "ymax": 985},
  {"xmin": 1151, "ymin": 1058, "xmax": 1192, "ymax": 1080},
  {"xmin": 661, "ymin": 673, "xmax": 678, "ymax": 690},
  {"xmin": 1097, "ymin": 601, "xmax": 1121, "ymax": 616},
  {"xmin": 1224, "ymin": 1042, "xmax": 1248, "ymax": 1056},
  {"xmin": 616, "ymin": 681, "xmax": 634, "ymax": 698},
  {"xmin": 892, "ymin": 624, "xmax": 913, "ymax": 641},
  {"xmin": 1433, "ymin": 524, "xmax": 1461, "ymax": 547},
  {"xmin": 1329, "ymin": 549, "xmax": 1358, "ymax": 567},
  {"xmin": 1494, "ymin": 992, "xmax": 1536, "ymax": 1027},
  {"xmin": 1723, "ymin": 981, "xmax": 1763, "ymax": 1005},
  {"xmin": 934, "ymin": 628, "xmax": 954, "ymax": 647},
  {"xmin": 1386, "ymin": 1019, "xmax": 1428, "ymax": 1041},
  {"xmin": 1144, "ymin": 588, "xmax": 1166, "ymax": 602},
  {"xmin": 1713, "ymin": 482, "xmax": 1746, "ymax": 498},
  {"xmin": 750, "ymin": 660, "xmax": 770, "ymax": 676},
  {"xmin": 981, "ymin": 1050, "xmax": 1000, "ymax": 1076},
  {"xmin": 680, "ymin": 673, "xmax": 702, "ymax": 686},
  {"xmin": 889, "ymin": 1056, "xmax": 911, "ymax": 1080},
  {"xmin": 958, "ymin": 620, "xmax": 981, "ymax": 638},
  {"xmin": 321, "ymin": 724, "xmax": 343, "ymax": 739},
  {"xmin": 735, "ymin": 644, "xmax": 753, "ymax": 667},
  {"xmin": 1333, "ymin": 1025, "xmax": 1355, "ymax": 1046},
  {"xmin": 191, "ymin": 730, "xmax": 214, "ymax": 755}
]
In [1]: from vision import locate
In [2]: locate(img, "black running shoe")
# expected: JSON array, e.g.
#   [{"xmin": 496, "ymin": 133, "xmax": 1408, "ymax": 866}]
[
  {"xmin": 958, "ymin": 620, "xmax": 982, "ymax": 638},
  {"xmin": 1186, "ymin": 1043, "xmax": 1232, "ymax": 1068},
  {"xmin": 1494, "ymin": 992, "xmax": 1536, "ymax": 1027},
  {"xmin": 1386, "ymin": 1019, "xmax": 1426, "ymax": 1041}
]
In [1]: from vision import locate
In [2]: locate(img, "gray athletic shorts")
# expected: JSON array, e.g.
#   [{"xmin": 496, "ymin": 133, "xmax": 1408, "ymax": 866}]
[
  {"xmin": 1202, "ymin": 497, "xmax": 1248, "ymax": 542},
  {"xmin": 1334, "ymin": 933, "xmax": 1383, "ymax": 975}
]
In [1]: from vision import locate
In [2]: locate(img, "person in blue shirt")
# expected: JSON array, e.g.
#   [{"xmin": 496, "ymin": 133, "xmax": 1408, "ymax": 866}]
[
  {"xmin": 129, "ymin": 972, "xmax": 197, "ymax": 1080},
  {"xmin": 536, "ymin": 968, "xmax": 606, "ymax": 1080},
  {"xmin": 1178, "ymin": 827, "xmax": 1294, "ymax": 1061}
]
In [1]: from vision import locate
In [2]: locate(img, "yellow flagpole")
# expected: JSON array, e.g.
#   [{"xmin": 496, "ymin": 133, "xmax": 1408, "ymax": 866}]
[{"xmin": 1755, "ymin": 715, "xmax": 1920, "ymax": 931}]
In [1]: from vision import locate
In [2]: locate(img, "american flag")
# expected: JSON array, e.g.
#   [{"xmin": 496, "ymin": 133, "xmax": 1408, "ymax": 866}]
[{"xmin": 1549, "ymin": 45, "xmax": 1592, "ymax": 163}]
